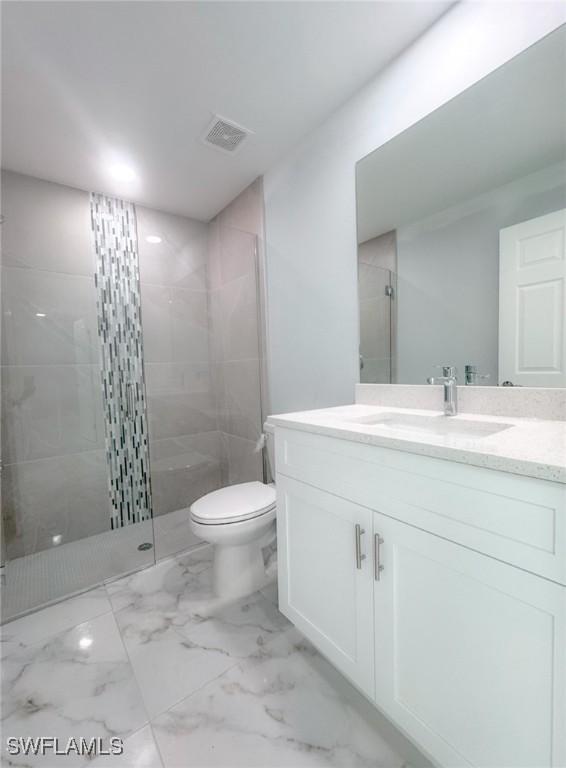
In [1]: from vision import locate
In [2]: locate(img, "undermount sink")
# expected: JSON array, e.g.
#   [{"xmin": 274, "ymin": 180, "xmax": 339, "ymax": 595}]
[{"xmin": 340, "ymin": 411, "xmax": 512, "ymax": 439}]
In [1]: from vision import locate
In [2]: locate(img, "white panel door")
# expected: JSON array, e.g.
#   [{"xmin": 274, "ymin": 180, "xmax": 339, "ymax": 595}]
[
  {"xmin": 499, "ymin": 209, "xmax": 566, "ymax": 386},
  {"xmin": 277, "ymin": 475, "xmax": 375, "ymax": 698},
  {"xmin": 373, "ymin": 511, "xmax": 566, "ymax": 768}
]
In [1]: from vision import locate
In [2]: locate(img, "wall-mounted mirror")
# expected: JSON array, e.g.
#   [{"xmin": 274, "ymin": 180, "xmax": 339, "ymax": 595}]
[{"xmin": 356, "ymin": 26, "xmax": 566, "ymax": 387}]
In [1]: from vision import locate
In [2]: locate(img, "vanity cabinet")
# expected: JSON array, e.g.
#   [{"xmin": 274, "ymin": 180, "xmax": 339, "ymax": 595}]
[
  {"xmin": 276, "ymin": 476, "xmax": 375, "ymax": 697},
  {"xmin": 275, "ymin": 427, "xmax": 566, "ymax": 768},
  {"xmin": 372, "ymin": 510, "xmax": 565, "ymax": 768}
]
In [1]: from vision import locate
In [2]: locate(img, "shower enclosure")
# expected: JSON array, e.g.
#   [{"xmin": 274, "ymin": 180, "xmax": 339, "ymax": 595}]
[
  {"xmin": 358, "ymin": 263, "xmax": 396, "ymax": 384},
  {"xmin": 358, "ymin": 230, "xmax": 397, "ymax": 385},
  {"xmin": 0, "ymin": 171, "xmax": 266, "ymax": 621}
]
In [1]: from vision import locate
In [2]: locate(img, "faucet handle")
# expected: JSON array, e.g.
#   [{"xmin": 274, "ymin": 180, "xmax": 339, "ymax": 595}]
[
  {"xmin": 434, "ymin": 365, "xmax": 457, "ymax": 379},
  {"xmin": 465, "ymin": 364, "xmax": 490, "ymax": 385}
]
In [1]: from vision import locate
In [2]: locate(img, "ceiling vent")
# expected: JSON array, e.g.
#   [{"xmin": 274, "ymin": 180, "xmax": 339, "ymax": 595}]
[{"xmin": 201, "ymin": 115, "xmax": 252, "ymax": 154}]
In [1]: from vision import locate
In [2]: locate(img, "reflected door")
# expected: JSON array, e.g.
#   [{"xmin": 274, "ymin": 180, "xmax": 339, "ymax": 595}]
[{"xmin": 499, "ymin": 209, "xmax": 566, "ymax": 386}]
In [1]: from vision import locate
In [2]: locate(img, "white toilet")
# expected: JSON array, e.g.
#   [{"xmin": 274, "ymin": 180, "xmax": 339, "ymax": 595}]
[{"xmin": 189, "ymin": 424, "xmax": 276, "ymax": 599}]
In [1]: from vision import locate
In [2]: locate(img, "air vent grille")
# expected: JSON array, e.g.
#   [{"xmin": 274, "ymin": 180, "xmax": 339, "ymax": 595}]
[{"xmin": 202, "ymin": 116, "xmax": 251, "ymax": 154}]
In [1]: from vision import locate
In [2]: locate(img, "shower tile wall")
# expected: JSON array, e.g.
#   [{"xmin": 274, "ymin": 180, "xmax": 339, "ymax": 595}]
[
  {"xmin": 208, "ymin": 179, "xmax": 265, "ymax": 485},
  {"xmin": 1, "ymin": 171, "xmax": 108, "ymax": 558},
  {"xmin": 90, "ymin": 194, "xmax": 152, "ymax": 528},
  {"xmin": 136, "ymin": 207, "xmax": 223, "ymax": 535}
]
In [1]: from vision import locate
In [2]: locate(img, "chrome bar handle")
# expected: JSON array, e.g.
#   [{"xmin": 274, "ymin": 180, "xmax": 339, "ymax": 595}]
[
  {"xmin": 374, "ymin": 533, "xmax": 384, "ymax": 581},
  {"xmin": 355, "ymin": 524, "xmax": 366, "ymax": 569}
]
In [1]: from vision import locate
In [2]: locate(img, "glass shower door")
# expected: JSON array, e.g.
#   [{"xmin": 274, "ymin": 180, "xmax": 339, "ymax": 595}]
[{"xmin": 0, "ymin": 174, "xmax": 155, "ymax": 621}]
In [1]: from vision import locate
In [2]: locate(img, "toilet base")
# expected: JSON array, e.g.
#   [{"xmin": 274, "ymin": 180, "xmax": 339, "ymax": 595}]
[
  {"xmin": 213, "ymin": 542, "xmax": 267, "ymax": 599},
  {"xmin": 190, "ymin": 506, "xmax": 277, "ymax": 600}
]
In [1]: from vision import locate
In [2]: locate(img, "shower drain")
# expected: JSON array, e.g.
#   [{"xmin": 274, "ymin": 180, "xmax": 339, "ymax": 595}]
[{"xmin": 137, "ymin": 542, "xmax": 153, "ymax": 551}]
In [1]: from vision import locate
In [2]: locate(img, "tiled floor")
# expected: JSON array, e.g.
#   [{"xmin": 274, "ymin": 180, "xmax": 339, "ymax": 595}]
[{"xmin": 1, "ymin": 545, "xmax": 407, "ymax": 768}]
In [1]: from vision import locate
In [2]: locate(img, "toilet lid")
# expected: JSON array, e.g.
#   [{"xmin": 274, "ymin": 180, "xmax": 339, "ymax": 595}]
[{"xmin": 190, "ymin": 481, "xmax": 276, "ymax": 525}]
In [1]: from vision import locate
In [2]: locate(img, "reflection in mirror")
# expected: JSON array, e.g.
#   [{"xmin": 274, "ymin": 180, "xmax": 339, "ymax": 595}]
[
  {"xmin": 358, "ymin": 232, "xmax": 396, "ymax": 384},
  {"xmin": 356, "ymin": 26, "xmax": 566, "ymax": 387}
]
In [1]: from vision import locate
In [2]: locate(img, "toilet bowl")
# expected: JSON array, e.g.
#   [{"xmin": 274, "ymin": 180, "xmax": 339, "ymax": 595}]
[
  {"xmin": 190, "ymin": 423, "xmax": 277, "ymax": 599},
  {"xmin": 190, "ymin": 481, "xmax": 276, "ymax": 599}
]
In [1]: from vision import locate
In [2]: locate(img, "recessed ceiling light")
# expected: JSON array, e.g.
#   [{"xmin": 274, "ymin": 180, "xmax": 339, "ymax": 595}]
[
  {"xmin": 35, "ymin": 312, "xmax": 47, "ymax": 318},
  {"xmin": 79, "ymin": 636, "xmax": 93, "ymax": 650},
  {"xmin": 109, "ymin": 163, "xmax": 137, "ymax": 183},
  {"xmin": 145, "ymin": 235, "xmax": 162, "ymax": 244}
]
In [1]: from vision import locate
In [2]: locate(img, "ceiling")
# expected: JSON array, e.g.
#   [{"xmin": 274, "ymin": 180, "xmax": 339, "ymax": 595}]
[
  {"xmin": 1, "ymin": 1, "xmax": 452, "ymax": 222},
  {"xmin": 356, "ymin": 24, "xmax": 566, "ymax": 243}
]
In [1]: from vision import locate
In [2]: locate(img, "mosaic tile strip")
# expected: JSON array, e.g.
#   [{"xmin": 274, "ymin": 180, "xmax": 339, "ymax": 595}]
[{"xmin": 90, "ymin": 193, "xmax": 153, "ymax": 528}]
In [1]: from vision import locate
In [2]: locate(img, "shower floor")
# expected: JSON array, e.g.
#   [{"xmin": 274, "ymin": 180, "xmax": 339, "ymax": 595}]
[{"xmin": 1, "ymin": 507, "xmax": 196, "ymax": 622}]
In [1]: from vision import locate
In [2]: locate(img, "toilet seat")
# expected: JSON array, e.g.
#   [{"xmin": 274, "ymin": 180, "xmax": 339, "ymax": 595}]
[{"xmin": 190, "ymin": 481, "xmax": 276, "ymax": 525}]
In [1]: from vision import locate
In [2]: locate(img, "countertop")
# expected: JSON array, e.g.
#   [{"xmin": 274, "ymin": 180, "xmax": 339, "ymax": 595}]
[{"xmin": 266, "ymin": 404, "xmax": 566, "ymax": 484}]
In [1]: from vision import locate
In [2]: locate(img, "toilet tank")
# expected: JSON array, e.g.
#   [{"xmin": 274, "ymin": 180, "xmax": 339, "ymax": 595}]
[{"xmin": 263, "ymin": 422, "xmax": 275, "ymax": 481}]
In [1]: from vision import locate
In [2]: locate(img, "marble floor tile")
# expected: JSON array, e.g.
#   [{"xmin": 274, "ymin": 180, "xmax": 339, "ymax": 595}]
[
  {"xmin": 173, "ymin": 589, "xmax": 291, "ymax": 660},
  {"xmin": 105, "ymin": 545, "xmax": 213, "ymax": 616},
  {"xmin": 0, "ymin": 586, "xmax": 111, "ymax": 660},
  {"xmin": 1, "ymin": 612, "xmax": 148, "ymax": 767},
  {"xmin": 1, "ymin": 541, "xmax": 411, "ymax": 768},
  {"xmin": 109, "ymin": 543, "xmax": 283, "ymax": 645},
  {"xmin": 152, "ymin": 627, "xmax": 404, "ymax": 768},
  {"xmin": 114, "ymin": 606, "xmax": 236, "ymax": 721},
  {"xmin": 89, "ymin": 725, "xmax": 163, "ymax": 768},
  {"xmin": 260, "ymin": 580, "xmax": 279, "ymax": 607},
  {"xmin": 113, "ymin": 553, "xmax": 289, "ymax": 720}
]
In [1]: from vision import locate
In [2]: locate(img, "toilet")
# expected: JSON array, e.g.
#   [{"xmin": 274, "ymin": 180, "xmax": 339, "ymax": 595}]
[{"xmin": 189, "ymin": 424, "xmax": 277, "ymax": 599}]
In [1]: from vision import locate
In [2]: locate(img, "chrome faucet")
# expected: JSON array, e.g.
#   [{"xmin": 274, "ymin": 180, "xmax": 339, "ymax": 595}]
[{"xmin": 427, "ymin": 365, "xmax": 458, "ymax": 416}]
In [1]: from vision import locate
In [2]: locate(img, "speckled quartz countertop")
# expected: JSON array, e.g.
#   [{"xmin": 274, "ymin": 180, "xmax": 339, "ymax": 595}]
[{"xmin": 267, "ymin": 404, "xmax": 566, "ymax": 484}]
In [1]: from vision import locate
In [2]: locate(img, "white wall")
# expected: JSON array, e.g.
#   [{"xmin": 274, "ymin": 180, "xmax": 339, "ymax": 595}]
[{"xmin": 263, "ymin": 1, "xmax": 566, "ymax": 415}]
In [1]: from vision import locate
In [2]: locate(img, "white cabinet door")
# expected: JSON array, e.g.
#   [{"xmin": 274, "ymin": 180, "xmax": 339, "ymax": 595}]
[
  {"xmin": 373, "ymin": 512, "xmax": 566, "ymax": 768},
  {"xmin": 277, "ymin": 475, "xmax": 375, "ymax": 698},
  {"xmin": 499, "ymin": 209, "xmax": 566, "ymax": 386}
]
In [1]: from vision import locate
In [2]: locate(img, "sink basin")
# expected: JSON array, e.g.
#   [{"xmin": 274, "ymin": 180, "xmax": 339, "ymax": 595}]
[{"xmin": 340, "ymin": 412, "xmax": 512, "ymax": 439}]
